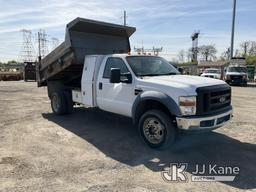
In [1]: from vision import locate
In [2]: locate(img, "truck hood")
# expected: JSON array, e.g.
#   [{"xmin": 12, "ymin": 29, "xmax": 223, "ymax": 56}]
[{"xmin": 137, "ymin": 75, "xmax": 226, "ymax": 95}]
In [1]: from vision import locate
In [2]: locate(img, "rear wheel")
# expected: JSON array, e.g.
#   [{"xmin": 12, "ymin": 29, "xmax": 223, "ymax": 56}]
[
  {"xmin": 138, "ymin": 110, "xmax": 176, "ymax": 149},
  {"xmin": 51, "ymin": 91, "xmax": 68, "ymax": 115},
  {"xmin": 64, "ymin": 90, "xmax": 73, "ymax": 114}
]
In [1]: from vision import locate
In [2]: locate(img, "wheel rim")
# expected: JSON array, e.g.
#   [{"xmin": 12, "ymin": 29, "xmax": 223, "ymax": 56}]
[
  {"xmin": 52, "ymin": 95, "xmax": 60, "ymax": 112},
  {"xmin": 143, "ymin": 117, "xmax": 165, "ymax": 144}
]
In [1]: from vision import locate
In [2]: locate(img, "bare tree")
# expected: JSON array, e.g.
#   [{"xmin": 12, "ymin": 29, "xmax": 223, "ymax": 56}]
[
  {"xmin": 220, "ymin": 48, "xmax": 230, "ymax": 61},
  {"xmin": 178, "ymin": 50, "xmax": 185, "ymax": 62},
  {"xmin": 248, "ymin": 41, "xmax": 256, "ymax": 56},
  {"xmin": 240, "ymin": 41, "xmax": 250, "ymax": 56},
  {"xmin": 234, "ymin": 49, "xmax": 241, "ymax": 57},
  {"xmin": 186, "ymin": 48, "xmax": 193, "ymax": 62},
  {"xmin": 198, "ymin": 45, "xmax": 217, "ymax": 61}
]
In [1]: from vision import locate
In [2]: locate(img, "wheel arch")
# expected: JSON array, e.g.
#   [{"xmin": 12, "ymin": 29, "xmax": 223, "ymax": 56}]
[{"xmin": 132, "ymin": 91, "xmax": 181, "ymax": 124}]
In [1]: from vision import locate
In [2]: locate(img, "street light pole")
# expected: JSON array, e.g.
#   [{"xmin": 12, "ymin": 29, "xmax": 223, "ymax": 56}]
[{"xmin": 230, "ymin": 0, "xmax": 237, "ymax": 59}]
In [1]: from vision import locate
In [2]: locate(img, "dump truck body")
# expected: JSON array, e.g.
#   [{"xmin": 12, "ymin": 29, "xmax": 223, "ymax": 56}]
[{"xmin": 38, "ymin": 18, "xmax": 135, "ymax": 87}]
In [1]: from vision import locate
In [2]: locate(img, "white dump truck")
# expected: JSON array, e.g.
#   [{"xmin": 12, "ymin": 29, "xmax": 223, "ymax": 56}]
[{"xmin": 37, "ymin": 18, "xmax": 233, "ymax": 149}]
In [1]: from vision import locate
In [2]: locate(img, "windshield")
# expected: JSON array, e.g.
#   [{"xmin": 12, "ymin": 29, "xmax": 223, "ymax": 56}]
[
  {"xmin": 227, "ymin": 67, "xmax": 247, "ymax": 73},
  {"xmin": 126, "ymin": 56, "xmax": 179, "ymax": 76},
  {"xmin": 204, "ymin": 69, "xmax": 220, "ymax": 74}
]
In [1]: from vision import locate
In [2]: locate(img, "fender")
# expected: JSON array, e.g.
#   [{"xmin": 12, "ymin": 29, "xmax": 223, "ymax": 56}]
[{"xmin": 132, "ymin": 90, "xmax": 182, "ymax": 123}]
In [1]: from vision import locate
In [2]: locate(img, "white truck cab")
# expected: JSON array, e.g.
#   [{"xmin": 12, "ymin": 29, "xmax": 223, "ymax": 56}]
[{"xmin": 68, "ymin": 54, "xmax": 233, "ymax": 148}]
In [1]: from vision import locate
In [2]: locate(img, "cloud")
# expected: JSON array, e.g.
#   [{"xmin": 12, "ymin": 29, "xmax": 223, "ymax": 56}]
[{"xmin": 0, "ymin": 0, "xmax": 256, "ymax": 61}]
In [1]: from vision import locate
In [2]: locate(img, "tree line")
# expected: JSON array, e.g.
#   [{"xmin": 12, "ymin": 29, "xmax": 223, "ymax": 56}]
[{"xmin": 177, "ymin": 40, "xmax": 256, "ymax": 65}]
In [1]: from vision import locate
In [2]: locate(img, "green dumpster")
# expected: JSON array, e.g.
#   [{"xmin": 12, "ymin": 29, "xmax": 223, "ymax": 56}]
[{"xmin": 247, "ymin": 65, "xmax": 255, "ymax": 81}]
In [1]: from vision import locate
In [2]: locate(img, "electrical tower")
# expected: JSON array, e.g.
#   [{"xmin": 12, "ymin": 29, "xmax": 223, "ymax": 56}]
[
  {"xmin": 191, "ymin": 31, "xmax": 200, "ymax": 63},
  {"xmin": 20, "ymin": 29, "xmax": 35, "ymax": 62},
  {"xmin": 38, "ymin": 29, "xmax": 49, "ymax": 58}
]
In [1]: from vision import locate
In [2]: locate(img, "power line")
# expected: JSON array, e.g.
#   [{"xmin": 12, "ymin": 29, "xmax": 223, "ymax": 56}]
[
  {"xmin": 51, "ymin": 37, "xmax": 60, "ymax": 50},
  {"xmin": 37, "ymin": 29, "xmax": 49, "ymax": 58}
]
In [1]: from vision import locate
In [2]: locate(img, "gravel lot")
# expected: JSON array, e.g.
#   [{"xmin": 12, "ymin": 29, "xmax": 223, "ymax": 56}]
[{"xmin": 0, "ymin": 81, "xmax": 255, "ymax": 192}]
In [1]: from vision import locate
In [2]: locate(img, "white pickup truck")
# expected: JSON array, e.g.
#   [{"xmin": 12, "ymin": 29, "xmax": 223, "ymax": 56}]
[{"xmin": 38, "ymin": 18, "xmax": 233, "ymax": 149}]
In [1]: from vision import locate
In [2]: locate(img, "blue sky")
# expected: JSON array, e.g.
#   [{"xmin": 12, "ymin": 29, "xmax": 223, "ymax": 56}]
[{"xmin": 0, "ymin": 0, "xmax": 256, "ymax": 62}]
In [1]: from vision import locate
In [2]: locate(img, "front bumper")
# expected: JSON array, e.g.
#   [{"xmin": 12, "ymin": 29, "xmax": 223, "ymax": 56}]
[{"xmin": 176, "ymin": 109, "xmax": 232, "ymax": 131}]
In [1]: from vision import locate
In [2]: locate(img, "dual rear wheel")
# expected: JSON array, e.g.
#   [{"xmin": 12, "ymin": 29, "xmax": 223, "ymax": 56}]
[{"xmin": 51, "ymin": 91, "xmax": 73, "ymax": 115}]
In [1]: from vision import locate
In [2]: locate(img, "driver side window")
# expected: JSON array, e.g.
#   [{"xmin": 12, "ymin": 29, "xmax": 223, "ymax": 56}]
[{"xmin": 103, "ymin": 57, "xmax": 129, "ymax": 79}]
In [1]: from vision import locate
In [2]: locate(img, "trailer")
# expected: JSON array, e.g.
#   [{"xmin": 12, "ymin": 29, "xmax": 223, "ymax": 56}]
[{"xmin": 38, "ymin": 17, "xmax": 136, "ymax": 88}]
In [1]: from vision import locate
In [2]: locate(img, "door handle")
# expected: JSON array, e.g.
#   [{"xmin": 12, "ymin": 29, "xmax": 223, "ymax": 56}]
[{"xmin": 99, "ymin": 82, "xmax": 103, "ymax": 90}]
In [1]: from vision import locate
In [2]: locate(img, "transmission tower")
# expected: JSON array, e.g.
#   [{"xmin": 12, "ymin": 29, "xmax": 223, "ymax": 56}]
[
  {"xmin": 191, "ymin": 31, "xmax": 200, "ymax": 63},
  {"xmin": 38, "ymin": 29, "xmax": 49, "ymax": 58},
  {"xmin": 20, "ymin": 29, "xmax": 35, "ymax": 62}
]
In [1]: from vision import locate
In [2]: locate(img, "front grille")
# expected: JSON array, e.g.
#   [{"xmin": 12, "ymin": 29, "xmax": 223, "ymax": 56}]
[
  {"xmin": 196, "ymin": 84, "xmax": 231, "ymax": 115},
  {"xmin": 230, "ymin": 75, "xmax": 242, "ymax": 80}
]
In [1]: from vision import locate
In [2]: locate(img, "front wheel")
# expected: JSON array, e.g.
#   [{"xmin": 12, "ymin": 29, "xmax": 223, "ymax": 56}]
[{"xmin": 138, "ymin": 110, "xmax": 176, "ymax": 149}]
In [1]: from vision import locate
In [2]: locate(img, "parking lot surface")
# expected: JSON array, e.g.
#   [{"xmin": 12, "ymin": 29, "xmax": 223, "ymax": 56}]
[{"xmin": 0, "ymin": 81, "xmax": 255, "ymax": 192}]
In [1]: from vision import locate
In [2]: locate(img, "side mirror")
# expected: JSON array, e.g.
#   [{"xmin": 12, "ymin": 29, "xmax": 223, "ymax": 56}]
[{"xmin": 110, "ymin": 68, "xmax": 121, "ymax": 83}]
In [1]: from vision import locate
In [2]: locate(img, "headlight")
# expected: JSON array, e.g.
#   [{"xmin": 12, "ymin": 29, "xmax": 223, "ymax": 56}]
[
  {"xmin": 242, "ymin": 75, "xmax": 247, "ymax": 80},
  {"xmin": 179, "ymin": 96, "xmax": 196, "ymax": 116},
  {"xmin": 226, "ymin": 75, "xmax": 230, "ymax": 80}
]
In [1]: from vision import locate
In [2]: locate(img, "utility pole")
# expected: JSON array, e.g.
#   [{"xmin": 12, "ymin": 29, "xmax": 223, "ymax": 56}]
[
  {"xmin": 123, "ymin": 10, "xmax": 127, "ymax": 26},
  {"xmin": 230, "ymin": 0, "xmax": 237, "ymax": 59},
  {"xmin": 38, "ymin": 32, "xmax": 41, "ymax": 62}
]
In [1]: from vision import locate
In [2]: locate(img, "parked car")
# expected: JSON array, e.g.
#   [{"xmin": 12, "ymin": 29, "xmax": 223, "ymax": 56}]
[
  {"xmin": 37, "ymin": 18, "xmax": 233, "ymax": 149},
  {"xmin": 201, "ymin": 68, "xmax": 221, "ymax": 79}
]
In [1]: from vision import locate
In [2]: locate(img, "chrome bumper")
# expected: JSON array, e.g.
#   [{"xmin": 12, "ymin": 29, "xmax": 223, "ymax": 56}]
[{"xmin": 176, "ymin": 109, "xmax": 232, "ymax": 130}]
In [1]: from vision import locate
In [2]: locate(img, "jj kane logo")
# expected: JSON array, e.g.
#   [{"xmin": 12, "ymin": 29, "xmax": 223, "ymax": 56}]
[{"xmin": 161, "ymin": 163, "xmax": 239, "ymax": 182}]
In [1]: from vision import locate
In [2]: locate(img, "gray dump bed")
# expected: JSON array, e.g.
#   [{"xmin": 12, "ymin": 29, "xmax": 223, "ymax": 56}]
[{"xmin": 38, "ymin": 17, "xmax": 136, "ymax": 87}]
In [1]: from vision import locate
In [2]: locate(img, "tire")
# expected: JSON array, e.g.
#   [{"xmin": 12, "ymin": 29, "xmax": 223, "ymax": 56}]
[
  {"xmin": 64, "ymin": 90, "xmax": 73, "ymax": 114},
  {"xmin": 50, "ymin": 91, "xmax": 68, "ymax": 115},
  {"xmin": 138, "ymin": 110, "xmax": 176, "ymax": 149}
]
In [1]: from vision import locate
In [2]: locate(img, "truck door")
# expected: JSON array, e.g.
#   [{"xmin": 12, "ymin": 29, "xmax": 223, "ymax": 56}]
[{"xmin": 96, "ymin": 57, "xmax": 135, "ymax": 117}]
